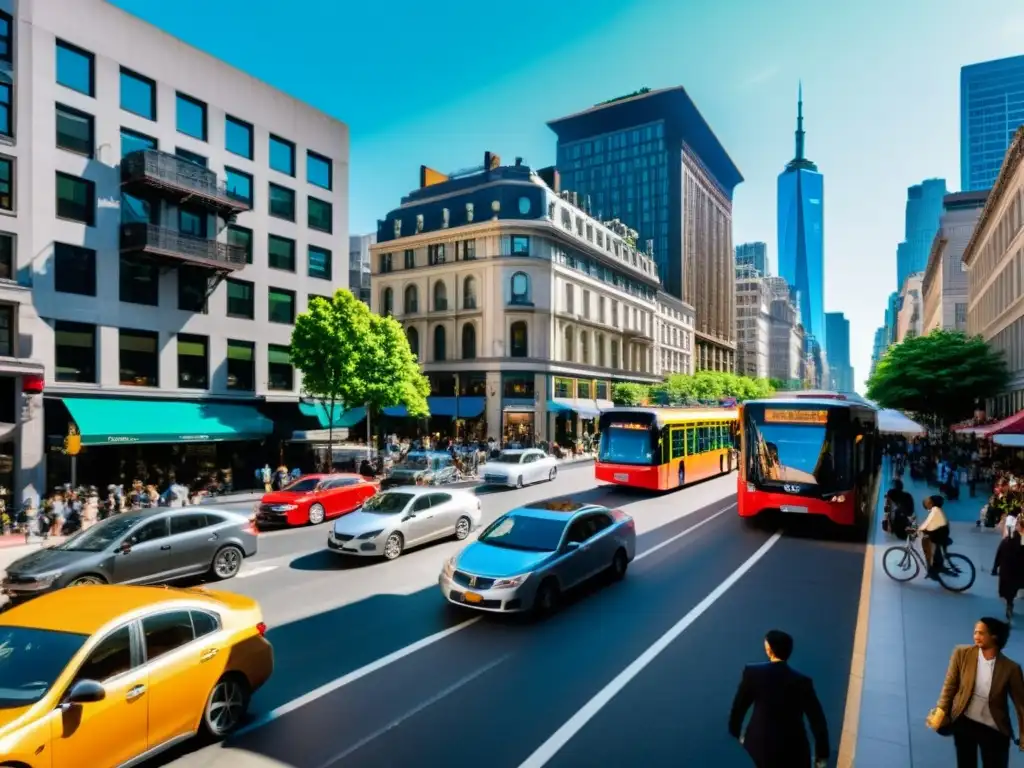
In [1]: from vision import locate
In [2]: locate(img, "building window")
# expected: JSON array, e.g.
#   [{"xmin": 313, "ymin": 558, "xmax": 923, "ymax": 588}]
[
  {"xmin": 226, "ymin": 278, "xmax": 254, "ymax": 319},
  {"xmin": 433, "ymin": 325, "xmax": 446, "ymax": 362},
  {"xmin": 227, "ymin": 340, "xmax": 255, "ymax": 391},
  {"xmin": 382, "ymin": 287, "xmax": 394, "ymax": 315},
  {"xmin": 119, "ymin": 255, "xmax": 159, "ymax": 306},
  {"xmin": 120, "ymin": 127, "xmax": 156, "ymax": 159},
  {"xmin": 178, "ymin": 266, "xmax": 209, "ymax": 313},
  {"xmin": 554, "ymin": 377, "xmax": 572, "ymax": 398},
  {"xmin": 461, "ymin": 323, "xmax": 476, "ymax": 360},
  {"xmin": 179, "ymin": 207, "xmax": 207, "ymax": 239},
  {"xmin": 0, "ymin": 12, "xmax": 11, "ymax": 65},
  {"xmin": 308, "ymin": 246, "xmax": 331, "ymax": 280},
  {"xmin": 56, "ymin": 40, "xmax": 94, "ymax": 97},
  {"xmin": 595, "ymin": 381, "xmax": 609, "ymax": 400},
  {"xmin": 268, "ymin": 345, "xmax": 293, "ymax": 390},
  {"xmin": 226, "ymin": 225, "xmax": 253, "ymax": 264},
  {"xmin": 55, "ymin": 104, "xmax": 93, "ymax": 157},
  {"xmin": 119, "ymin": 329, "xmax": 159, "ymax": 387},
  {"xmin": 269, "ymin": 135, "xmax": 295, "ymax": 176},
  {"xmin": 428, "ymin": 244, "xmax": 445, "ymax": 265},
  {"xmin": 512, "ymin": 236, "xmax": 530, "ymax": 255},
  {"xmin": 307, "ymin": 151, "xmax": 332, "ymax": 190},
  {"xmin": 308, "ymin": 197, "xmax": 332, "ymax": 233},
  {"xmin": 119, "ymin": 68, "xmax": 156, "ymax": 120},
  {"xmin": 0, "ymin": 232, "xmax": 12, "ymax": 280},
  {"xmin": 175, "ymin": 92, "xmax": 207, "ymax": 141},
  {"xmin": 380, "ymin": 253, "xmax": 393, "ymax": 273},
  {"xmin": 268, "ymin": 288, "xmax": 296, "ymax": 324},
  {"xmin": 462, "ymin": 240, "xmax": 476, "ymax": 260},
  {"xmin": 0, "ymin": 84, "xmax": 10, "ymax": 138},
  {"xmin": 433, "ymin": 281, "xmax": 448, "ymax": 311},
  {"xmin": 54, "ymin": 321, "xmax": 96, "ymax": 383},
  {"xmin": 268, "ymin": 235, "xmax": 296, "ymax": 272},
  {"xmin": 404, "ymin": 249, "xmax": 415, "ymax": 269},
  {"xmin": 54, "ymin": 243, "xmax": 96, "ymax": 296},
  {"xmin": 563, "ymin": 326, "xmax": 574, "ymax": 362},
  {"xmin": 224, "ymin": 168, "xmax": 252, "ymax": 206},
  {"xmin": 404, "ymin": 285, "xmax": 418, "ymax": 314},
  {"xmin": 463, "ymin": 276, "xmax": 477, "ymax": 309},
  {"xmin": 177, "ymin": 334, "xmax": 208, "ymax": 389},
  {"xmin": 503, "ymin": 373, "xmax": 533, "ymax": 397},
  {"xmin": 407, "ymin": 327, "xmax": 419, "ymax": 359},
  {"xmin": 55, "ymin": 172, "xmax": 94, "ymax": 225},
  {"xmin": 269, "ymin": 184, "xmax": 295, "ymax": 221},
  {"xmin": 511, "ymin": 272, "xmax": 530, "ymax": 305},
  {"xmin": 225, "ymin": 116, "xmax": 253, "ymax": 159},
  {"xmin": 0, "ymin": 156, "xmax": 10, "ymax": 211},
  {"xmin": 175, "ymin": 147, "xmax": 207, "ymax": 168}
]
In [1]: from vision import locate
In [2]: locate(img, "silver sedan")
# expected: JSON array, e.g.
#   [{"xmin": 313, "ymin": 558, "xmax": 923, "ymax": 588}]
[
  {"xmin": 481, "ymin": 449, "xmax": 559, "ymax": 488},
  {"xmin": 438, "ymin": 500, "xmax": 636, "ymax": 614},
  {"xmin": 327, "ymin": 487, "xmax": 482, "ymax": 560}
]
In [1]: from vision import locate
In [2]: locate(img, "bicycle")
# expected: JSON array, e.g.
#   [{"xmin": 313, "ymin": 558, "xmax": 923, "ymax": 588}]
[{"xmin": 882, "ymin": 527, "xmax": 977, "ymax": 592}]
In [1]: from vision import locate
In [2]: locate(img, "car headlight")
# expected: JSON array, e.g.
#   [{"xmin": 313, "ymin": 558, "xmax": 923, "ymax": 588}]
[
  {"xmin": 443, "ymin": 556, "xmax": 457, "ymax": 578},
  {"xmin": 357, "ymin": 529, "xmax": 383, "ymax": 540},
  {"xmin": 271, "ymin": 504, "xmax": 297, "ymax": 512},
  {"xmin": 491, "ymin": 573, "xmax": 530, "ymax": 589},
  {"xmin": 36, "ymin": 572, "xmax": 62, "ymax": 585}
]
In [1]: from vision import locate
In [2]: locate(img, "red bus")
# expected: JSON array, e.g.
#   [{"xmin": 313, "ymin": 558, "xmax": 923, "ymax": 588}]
[{"xmin": 737, "ymin": 397, "xmax": 880, "ymax": 529}]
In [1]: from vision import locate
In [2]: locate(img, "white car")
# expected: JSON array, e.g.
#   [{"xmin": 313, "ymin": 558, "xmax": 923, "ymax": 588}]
[{"xmin": 482, "ymin": 449, "xmax": 558, "ymax": 488}]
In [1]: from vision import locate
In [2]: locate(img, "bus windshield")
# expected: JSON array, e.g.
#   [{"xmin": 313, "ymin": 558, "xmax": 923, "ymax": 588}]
[
  {"xmin": 599, "ymin": 424, "xmax": 656, "ymax": 465},
  {"xmin": 744, "ymin": 407, "xmax": 852, "ymax": 492}
]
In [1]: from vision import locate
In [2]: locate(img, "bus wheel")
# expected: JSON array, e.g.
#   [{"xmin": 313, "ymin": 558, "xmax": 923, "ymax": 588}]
[{"xmin": 678, "ymin": 464, "xmax": 685, "ymax": 488}]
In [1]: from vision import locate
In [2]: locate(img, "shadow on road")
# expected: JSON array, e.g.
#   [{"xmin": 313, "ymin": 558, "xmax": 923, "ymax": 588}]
[{"xmin": 288, "ymin": 549, "xmax": 381, "ymax": 571}]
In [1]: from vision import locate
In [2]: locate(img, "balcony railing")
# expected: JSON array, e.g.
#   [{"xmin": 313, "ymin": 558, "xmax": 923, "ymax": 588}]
[
  {"xmin": 121, "ymin": 150, "xmax": 251, "ymax": 216},
  {"xmin": 120, "ymin": 223, "xmax": 248, "ymax": 271},
  {"xmin": 433, "ymin": 298, "xmax": 449, "ymax": 311}
]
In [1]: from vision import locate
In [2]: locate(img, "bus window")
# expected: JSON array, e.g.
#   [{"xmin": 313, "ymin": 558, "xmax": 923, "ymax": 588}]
[
  {"xmin": 686, "ymin": 427, "xmax": 697, "ymax": 455},
  {"xmin": 714, "ymin": 424, "xmax": 725, "ymax": 449},
  {"xmin": 699, "ymin": 426, "xmax": 710, "ymax": 452},
  {"xmin": 671, "ymin": 428, "xmax": 685, "ymax": 459}
]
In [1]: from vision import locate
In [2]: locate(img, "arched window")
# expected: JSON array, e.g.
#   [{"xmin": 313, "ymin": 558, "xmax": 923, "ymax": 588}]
[
  {"xmin": 406, "ymin": 327, "xmax": 419, "ymax": 359},
  {"xmin": 563, "ymin": 325, "xmax": 574, "ymax": 362},
  {"xmin": 433, "ymin": 281, "xmax": 447, "ymax": 311},
  {"xmin": 382, "ymin": 287, "xmax": 393, "ymax": 315},
  {"xmin": 596, "ymin": 333, "xmax": 606, "ymax": 367},
  {"xmin": 510, "ymin": 321, "xmax": 528, "ymax": 358},
  {"xmin": 463, "ymin": 276, "xmax": 477, "ymax": 309},
  {"xmin": 433, "ymin": 325, "xmax": 446, "ymax": 362},
  {"xmin": 403, "ymin": 285, "xmax": 418, "ymax": 314},
  {"xmin": 461, "ymin": 323, "xmax": 477, "ymax": 360},
  {"xmin": 511, "ymin": 272, "xmax": 530, "ymax": 305},
  {"xmin": 579, "ymin": 330, "xmax": 589, "ymax": 365}
]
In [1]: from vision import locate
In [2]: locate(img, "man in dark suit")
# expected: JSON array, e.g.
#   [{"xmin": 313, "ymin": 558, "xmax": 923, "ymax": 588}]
[{"xmin": 728, "ymin": 629, "xmax": 830, "ymax": 767}]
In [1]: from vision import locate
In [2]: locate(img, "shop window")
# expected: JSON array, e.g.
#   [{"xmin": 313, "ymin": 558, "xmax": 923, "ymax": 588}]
[
  {"xmin": 119, "ymin": 328, "xmax": 159, "ymax": 387},
  {"xmin": 406, "ymin": 327, "xmax": 419, "ymax": 359},
  {"xmin": 460, "ymin": 373, "xmax": 487, "ymax": 396},
  {"xmin": 404, "ymin": 285, "xmax": 418, "ymax": 314},
  {"xmin": 461, "ymin": 323, "xmax": 476, "ymax": 360},
  {"xmin": 428, "ymin": 374, "xmax": 456, "ymax": 396},
  {"xmin": 226, "ymin": 339, "xmax": 254, "ymax": 391},
  {"xmin": 268, "ymin": 344, "xmax": 293, "ymax": 391},
  {"xmin": 595, "ymin": 381, "xmax": 609, "ymax": 400},
  {"xmin": 503, "ymin": 374, "xmax": 534, "ymax": 399},
  {"xmin": 54, "ymin": 320, "xmax": 96, "ymax": 383},
  {"xmin": 177, "ymin": 334, "xmax": 208, "ymax": 389},
  {"xmin": 510, "ymin": 321, "xmax": 528, "ymax": 358},
  {"xmin": 577, "ymin": 380, "xmax": 592, "ymax": 399},
  {"xmin": 554, "ymin": 378, "xmax": 572, "ymax": 398},
  {"xmin": 433, "ymin": 325, "xmax": 446, "ymax": 361}
]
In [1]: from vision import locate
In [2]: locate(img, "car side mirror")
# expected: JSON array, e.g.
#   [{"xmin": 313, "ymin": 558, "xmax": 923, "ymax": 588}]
[{"xmin": 62, "ymin": 679, "xmax": 105, "ymax": 708}]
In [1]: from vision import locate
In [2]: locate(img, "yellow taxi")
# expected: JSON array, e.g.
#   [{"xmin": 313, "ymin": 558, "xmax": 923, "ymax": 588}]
[{"xmin": 0, "ymin": 584, "xmax": 273, "ymax": 768}]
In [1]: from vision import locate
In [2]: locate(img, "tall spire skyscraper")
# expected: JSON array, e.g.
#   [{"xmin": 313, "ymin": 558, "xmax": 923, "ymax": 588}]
[{"xmin": 777, "ymin": 82, "xmax": 826, "ymax": 378}]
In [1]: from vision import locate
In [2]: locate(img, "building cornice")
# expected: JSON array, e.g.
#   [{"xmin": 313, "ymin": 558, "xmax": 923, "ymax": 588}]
[
  {"xmin": 921, "ymin": 231, "xmax": 948, "ymax": 297},
  {"xmin": 962, "ymin": 125, "xmax": 1024, "ymax": 268}
]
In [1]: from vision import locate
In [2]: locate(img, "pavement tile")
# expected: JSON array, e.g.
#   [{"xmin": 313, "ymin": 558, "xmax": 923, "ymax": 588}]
[{"xmin": 854, "ymin": 735, "xmax": 910, "ymax": 766}]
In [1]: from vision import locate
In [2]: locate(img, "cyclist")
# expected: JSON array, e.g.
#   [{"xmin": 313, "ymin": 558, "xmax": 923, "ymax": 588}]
[{"xmin": 913, "ymin": 495, "xmax": 951, "ymax": 579}]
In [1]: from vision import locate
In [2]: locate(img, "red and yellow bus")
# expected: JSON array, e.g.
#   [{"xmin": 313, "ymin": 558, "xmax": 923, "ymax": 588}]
[
  {"xmin": 596, "ymin": 407, "xmax": 739, "ymax": 491},
  {"xmin": 737, "ymin": 397, "xmax": 880, "ymax": 528}
]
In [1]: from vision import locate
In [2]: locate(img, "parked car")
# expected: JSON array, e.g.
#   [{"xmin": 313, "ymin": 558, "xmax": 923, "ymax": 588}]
[
  {"xmin": 481, "ymin": 449, "xmax": 559, "ymax": 488},
  {"xmin": 0, "ymin": 584, "xmax": 273, "ymax": 766},
  {"xmin": 328, "ymin": 487, "xmax": 481, "ymax": 560},
  {"xmin": 381, "ymin": 451, "xmax": 460, "ymax": 489},
  {"xmin": 255, "ymin": 473, "xmax": 379, "ymax": 527},
  {"xmin": 439, "ymin": 500, "xmax": 635, "ymax": 614},
  {"xmin": 1, "ymin": 508, "xmax": 258, "ymax": 605}
]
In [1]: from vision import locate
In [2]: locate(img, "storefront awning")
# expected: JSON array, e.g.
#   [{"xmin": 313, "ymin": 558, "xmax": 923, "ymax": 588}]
[
  {"xmin": 380, "ymin": 397, "xmax": 486, "ymax": 419},
  {"xmin": 877, "ymin": 409, "xmax": 926, "ymax": 436},
  {"xmin": 548, "ymin": 398, "xmax": 601, "ymax": 419},
  {"xmin": 298, "ymin": 401, "xmax": 366, "ymax": 429},
  {"xmin": 63, "ymin": 397, "xmax": 274, "ymax": 446},
  {"xmin": 955, "ymin": 409, "xmax": 1024, "ymax": 438}
]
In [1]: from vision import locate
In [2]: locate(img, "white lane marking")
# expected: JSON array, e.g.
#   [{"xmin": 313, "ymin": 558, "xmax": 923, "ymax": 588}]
[
  {"xmin": 233, "ymin": 617, "xmax": 481, "ymax": 737},
  {"xmin": 517, "ymin": 531, "xmax": 783, "ymax": 768},
  {"xmin": 633, "ymin": 502, "xmax": 736, "ymax": 563},
  {"xmin": 236, "ymin": 565, "xmax": 279, "ymax": 579},
  {"xmin": 315, "ymin": 654, "xmax": 511, "ymax": 768}
]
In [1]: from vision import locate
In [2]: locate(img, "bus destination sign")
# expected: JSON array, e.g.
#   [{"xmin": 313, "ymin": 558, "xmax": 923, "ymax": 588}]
[
  {"xmin": 764, "ymin": 409, "xmax": 828, "ymax": 425},
  {"xmin": 609, "ymin": 423, "xmax": 648, "ymax": 430}
]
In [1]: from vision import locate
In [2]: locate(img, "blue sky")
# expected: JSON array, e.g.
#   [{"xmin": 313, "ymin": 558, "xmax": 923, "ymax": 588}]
[{"xmin": 112, "ymin": 0, "xmax": 1024, "ymax": 391}]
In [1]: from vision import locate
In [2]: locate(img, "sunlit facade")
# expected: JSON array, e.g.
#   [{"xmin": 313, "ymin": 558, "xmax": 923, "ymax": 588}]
[{"xmin": 961, "ymin": 55, "xmax": 1024, "ymax": 192}]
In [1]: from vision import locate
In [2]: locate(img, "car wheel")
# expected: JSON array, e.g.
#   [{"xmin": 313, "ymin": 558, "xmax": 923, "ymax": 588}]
[
  {"xmin": 609, "ymin": 548, "xmax": 628, "ymax": 581},
  {"xmin": 201, "ymin": 673, "xmax": 251, "ymax": 738},
  {"xmin": 210, "ymin": 545, "xmax": 244, "ymax": 580},
  {"xmin": 548, "ymin": 467, "xmax": 557, "ymax": 482},
  {"xmin": 454, "ymin": 516, "xmax": 472, "ymax": 540},
  {"xmin": 308, "ymin": 503, "xmax": 326, "ymax": 525},
  {"xmin": 532, "ymin": 578, "xmax": 560, "ymax": 617},
  {"xmin": 516, "ymin": 475, "xmax": 524, "ymax": 489},
  {"xmin": 69, "ymin": 574, "xmax": 106, "ymax": 587},
  {"xmin": 383, "ymin": 532, "xmax": 404, "ymax": 560}
]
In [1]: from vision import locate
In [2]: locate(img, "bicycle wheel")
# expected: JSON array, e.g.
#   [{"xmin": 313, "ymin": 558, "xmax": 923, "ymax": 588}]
[
  {"xmin": 937, "ymin": 553, "xmax": 976, "ymax": 593},
  {"xmin": 882, "ymin": 546, "xmax": 920, "ymax": 582}
]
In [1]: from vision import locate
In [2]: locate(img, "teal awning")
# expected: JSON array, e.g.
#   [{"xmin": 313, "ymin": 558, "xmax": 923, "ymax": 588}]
[
  {"xmin": 63, "ymin": 397, "xmax": 274, "ymax": 446},
  {"xmin": 298, "ymin": 401, "xmax": 366, "ymax": 428}
]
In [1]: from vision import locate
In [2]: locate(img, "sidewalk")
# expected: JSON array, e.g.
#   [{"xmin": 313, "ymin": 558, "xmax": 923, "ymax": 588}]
[{"xmin": 854, "ymin": 464, "xmax": 1015, "ymax": 766}]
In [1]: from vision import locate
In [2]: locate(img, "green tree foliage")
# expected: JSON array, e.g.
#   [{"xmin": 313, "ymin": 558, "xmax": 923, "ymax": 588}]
[
  {"xmin": 866, "ymin": 330, "xmax": 1008, "ymax": 427},
  {"xmin": 611, "ymin": 373, "xmax": 773, "ymax": 407},
  {"xmin": 611, "ymin": 382, "xmax": 650, "ymax": 406},
  {"xmin": 291, "ymin": 290, "xmax": 429, "ymax": 461}
]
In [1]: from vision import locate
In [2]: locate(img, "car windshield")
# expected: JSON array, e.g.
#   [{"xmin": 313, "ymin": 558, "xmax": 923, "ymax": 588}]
[
  {"xmin": 745, "ymin": 407, "xmax": 852, "ymax": 492},
  {"xmin": 479, "ymin": 514, "xmax": 567, "ymax": 552},
  {"xmin": 282, "ymin": 477, "xmax": 320, "ymax": 493},
  {"xmin": 491, "ymin": 452, "xmax": 523, "ymax": 464},
  {"xmin": 398, "ymin": 457, "xmax": 429, "ymax": 470},
  {"xmin": 54, "ymin": 515, "xmax": 143, "ymax": 552},
  {"xmin": 0, "ymin": 626, "xmax": 88, "ymax": 709},
  {"xmin": 599, "ymin": 424, "xmax": 656, "ymax": 465},
  {"xmin": 362, "ymin": 493, "xmax": 413, "ymax": 514}
]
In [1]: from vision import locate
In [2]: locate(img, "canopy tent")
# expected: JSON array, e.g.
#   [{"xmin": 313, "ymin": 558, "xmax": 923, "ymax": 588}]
[
  {"xmin": 877, "ymin": 408, "xmax": 926, "ymax": 436},
  {"xmin": 953, "ymin": 410, "xmax": 1024, "ymax": 438},
  {"xmin": 993, "ymin": 434, "xmax": 1024, "ymax": 448}
]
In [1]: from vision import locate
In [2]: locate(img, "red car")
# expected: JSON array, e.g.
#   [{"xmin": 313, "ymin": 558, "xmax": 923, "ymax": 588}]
[{"xmin": 254, "ymin": 473, "xmax": 379, "ymax": 528}]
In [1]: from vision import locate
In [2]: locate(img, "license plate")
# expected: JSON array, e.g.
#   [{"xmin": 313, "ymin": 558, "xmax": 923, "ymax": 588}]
[
  {"xmin": 780, "ymin": 505, "xmax": 808, "ymax": 514},
  {"xmin": 463, "ymin": 592, "xmax": 483, "ymax": 604},
  {"xmin": 614, "ymin": 473, "xmax": 629, "ymax": 482}
]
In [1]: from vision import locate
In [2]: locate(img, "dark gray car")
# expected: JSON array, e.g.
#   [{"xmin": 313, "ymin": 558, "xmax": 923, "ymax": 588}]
[{"xmin": 1, "ymin": 507, "xmax": 258, "ymax": 604}]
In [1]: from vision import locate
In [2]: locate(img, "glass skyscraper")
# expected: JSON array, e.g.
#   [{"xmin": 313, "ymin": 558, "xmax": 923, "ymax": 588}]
[
  {"xmin": 961, "ymin": 55, "xmax": 1024, "ymax": 191},
  {"xmin": 825, "ymin": 312, "xmax": 853, "ymax": 392},
  {"xmin": 777, "ymin": 85, "xmax": 825, "ymax": 356},
  {"xmin": 895, "ymin": 179, "xmax": 946, "ymax": 291},
  {"xmin": 735, "ymin": 242, "xmax": 768, "ymax": 276}
]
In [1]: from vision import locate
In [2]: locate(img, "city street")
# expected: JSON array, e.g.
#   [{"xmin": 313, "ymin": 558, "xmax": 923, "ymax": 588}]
[{"xmin": 149, "ymin": 464, "xmax": 866, "ymax": 768}]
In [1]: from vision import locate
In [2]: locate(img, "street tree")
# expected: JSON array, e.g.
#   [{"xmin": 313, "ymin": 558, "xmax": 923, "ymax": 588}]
[
  {"xmin": 611, "ymin": 382, "xmax": 650, "ymax": 406},
  {"xmin": 866, "ymin": 329, "xmax": 1009, "ymax": 427}
]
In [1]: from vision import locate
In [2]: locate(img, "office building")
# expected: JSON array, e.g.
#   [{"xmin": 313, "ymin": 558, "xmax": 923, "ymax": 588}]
[
  {"xmin": 370, "ymin": 154, "xmax": 662, "ymax": 448},
  {"xmin": 961, "ymin": 55, "xmax": 1024, "ymax": 192},
  {"xmin": 777, "ymin": 84, "xmax": 825, "ymax": 357},
  {"xmin": 825, "ymin": 312, "xmax": 853, "ymax": 392},
  {"xmin": 349, "ymin": 233, "xmax": 374, "ymax": 305},
  {"xmin": 12, "ymin": 0, "xmax": 348, "ymax": 504},
  {"xmin": 655, "ymin": 293, "xmax": 695, "ymax": 376},
  {"xmin": 870, "ymin": 326, "xmax": 887, "ymax": 378},
  {"xmin": 963, "ymin": 126, "xmax": 1024, "ymax": 417},
  {"xmin": 735, "ymin": 270, "xmax": 771, "ymax": 379},
  {"xmin": 896, "ymin": 178, "xmax": 947, "ymax": 291},
  {"xmin": 736, "ymin": 241, "xmax": 768, "ymax": 277},
  {"xmin": 548, "ymin": 87, "xmax": 743, "ymax": 372},
  {"xmin": 922, "ymin": 190, "xmax": 988, "ymax": 334}
]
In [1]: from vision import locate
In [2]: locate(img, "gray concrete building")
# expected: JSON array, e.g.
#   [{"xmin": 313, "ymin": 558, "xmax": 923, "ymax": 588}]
[
  {"xmin": 349, "ymin": 233, "xmax": 374, "ymax": 306},
  {"xmin": 735, "ymin": 269, "xmax": 771, "ymax": 379}
]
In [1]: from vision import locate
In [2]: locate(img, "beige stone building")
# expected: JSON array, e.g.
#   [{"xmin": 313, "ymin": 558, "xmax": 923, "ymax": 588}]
[
  {"xmin": 922, "ymin": 191, "xmax": 987, "ymax": 334},
  {"xmin": 896, "ymin": 273, "xmax": 924, "ymax": 342}
]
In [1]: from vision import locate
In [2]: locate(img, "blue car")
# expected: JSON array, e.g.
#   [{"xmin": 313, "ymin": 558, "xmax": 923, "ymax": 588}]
[{"xmin": 439, "ymin": 500, "xmax": 636, "ymax": 614}]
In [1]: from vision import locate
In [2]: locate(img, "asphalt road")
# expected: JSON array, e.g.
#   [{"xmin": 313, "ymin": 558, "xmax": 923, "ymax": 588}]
[{"xmin": 150, "ymin": 464, "xmax": 865, "ymax": 768}]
